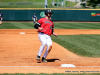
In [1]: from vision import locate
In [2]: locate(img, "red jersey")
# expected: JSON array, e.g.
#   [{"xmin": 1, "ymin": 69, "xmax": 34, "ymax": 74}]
[{"xmin": 38, "ymin": 18, "xmax": 54, "ymax": 36}]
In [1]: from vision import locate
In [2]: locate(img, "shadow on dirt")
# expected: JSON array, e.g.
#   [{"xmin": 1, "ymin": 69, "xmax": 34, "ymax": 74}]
[
  {"xmin": 37, "ymin": 59, "xmax": 60, "ymax": 63},
  {"xmin": 47, "ymin": 59, "xmax": 60, "ymax": 62}
]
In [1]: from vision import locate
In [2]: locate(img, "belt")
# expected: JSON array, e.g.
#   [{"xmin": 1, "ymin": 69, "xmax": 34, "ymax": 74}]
[{"xmin": 40, "ymin": 32, "xmax": 44, "ymax": 33}]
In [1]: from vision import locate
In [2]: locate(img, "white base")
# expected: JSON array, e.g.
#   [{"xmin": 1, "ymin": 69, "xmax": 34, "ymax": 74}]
[
  {"xmin": 20, "ymin": 32, "xmax": 25, "ymax": 34},
  {"xmin": 61, "ymin": 64, "xmax": 75, "ymax": 67}
]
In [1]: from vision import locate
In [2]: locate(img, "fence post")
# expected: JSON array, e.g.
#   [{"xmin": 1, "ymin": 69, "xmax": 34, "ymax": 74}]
[{"xmin": 45, "ymin": 0, "xmax": 47, "ymax": 8}]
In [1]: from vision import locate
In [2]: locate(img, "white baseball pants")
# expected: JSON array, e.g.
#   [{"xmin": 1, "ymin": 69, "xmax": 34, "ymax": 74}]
[
  {"xmin": 37, "ymin": 32, "xmax": 52, "ymax": 58},
  {"xmin": 33, "ymin": 18, "xmax": 36, "ymax": 23}
]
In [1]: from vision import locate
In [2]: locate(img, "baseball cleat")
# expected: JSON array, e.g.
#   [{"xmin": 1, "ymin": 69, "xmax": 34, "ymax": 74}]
[
  {"xmin": 36, "ymin": 55, "xmax": 40, "ymax": 61},
  {"xmin": 42, "ymin": 57, "xmax": 47, "ymax": 62}
]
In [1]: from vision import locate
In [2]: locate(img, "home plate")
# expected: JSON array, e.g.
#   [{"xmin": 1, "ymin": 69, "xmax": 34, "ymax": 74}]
[
  {"xmin": 20, "ymin": 32, "xmax": 25, "ymax": 34},
  {"xmin": 61, "ymin": 64, "xmax": 75, "ymax": 67}
]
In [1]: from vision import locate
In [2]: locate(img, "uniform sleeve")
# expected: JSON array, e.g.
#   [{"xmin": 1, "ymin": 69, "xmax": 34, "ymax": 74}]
[
  {"xmin": 37, "ymin": 18, "xmax": 42, "ymax": 24},
  {"xmin": 52, "ymin": 22, "xmax": 54, "ymax": 28},
  {"xmin": 52, "ymin": 22, "xmax": 54, "ymax": 34},
  {"xmin": 34, "ymin": 18, "xmax": 42, "ymax": 29}
]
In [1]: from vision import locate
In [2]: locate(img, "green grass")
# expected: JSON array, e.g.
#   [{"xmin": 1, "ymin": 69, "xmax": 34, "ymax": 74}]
[
  {"xmin": 67, "ymin": 1, "xmax": 77, "ymax": 7},
  {"xmin": 0, "ymin": 0, "xmax": 49, "ymax": 2},
  {"xmin": 0, "ymin": 22, "xmax": 34, "ymax": 29},
  {"xmin": 1, "ymin": 22, "xmax": 100, "ymax": 29},
  {"xmin": 54, "ymin": 22, "xmax": 100, "ymax": 29},
  {"xmin": 0, "ymin": 5, "xmax": 44, "ymax": 8},
  {"xmin": 0, "ymin": 0, "xmax": 100, "ymax": 9},
  {"xmin": 0, "ymin": 0, "xmax": 77, "ymax": 8},
  {"xmin": 0, "ymin": 0, "xmax": 47, "ymax": 8},
  {"xmin": 51, "ymin": 34, "xmax": 100, "ymax": 57}
]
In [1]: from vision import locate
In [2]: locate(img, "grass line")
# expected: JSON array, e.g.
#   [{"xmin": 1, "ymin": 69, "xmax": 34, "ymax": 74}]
[
  {"xmin": 10, "ymin": 22, "xmax": 33, "ymax": 29},
  {"xmin": 54, "ymin": 23, "xmax": 100, "ymax": 29},
  {"xmin": 0, "ymin": 22, "xmax": 21, "ymax": 29},
  {"xmin": 1, "ymin": 22, "xmax": 100, "ymax": 29},
  {"xmin": 21, "ymin": 22, "xmax": 35, "ymax": 28}
]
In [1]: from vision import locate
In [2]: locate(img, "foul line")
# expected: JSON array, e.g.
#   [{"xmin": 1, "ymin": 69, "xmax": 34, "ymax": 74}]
[
  {"xmin": 0, "ymin": 66, "xmax": 57, "ymax": 68},
  {"xmin": 76, "ymin": 66, "xmax": 100, "ymax": 68},
  {"xmin": 0, "ymin": 66, "xmax": 100, "ymax": 68}
]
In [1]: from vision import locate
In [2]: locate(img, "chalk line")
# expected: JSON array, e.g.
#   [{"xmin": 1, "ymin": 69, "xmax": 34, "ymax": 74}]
[{"xmin": 0, "ymin": 66, "xmax": 100, "ymax": 68}]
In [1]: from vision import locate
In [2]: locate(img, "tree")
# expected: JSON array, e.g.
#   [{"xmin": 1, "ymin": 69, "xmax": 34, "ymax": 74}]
[
  {"xmin": 81, "ymin": 0, "xmax": 85, "ymax": 1},
  {"xmin": 80, "ymin": 0, "xmax": 86, "ymax": 8},
  {"xmin": 87, "ymin": 0, "xmax": 100, "ymax": 9}
]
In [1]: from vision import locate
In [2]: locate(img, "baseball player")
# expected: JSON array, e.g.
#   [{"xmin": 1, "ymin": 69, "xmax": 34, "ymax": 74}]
[
  {"xmin": 0, "ymin": 10, "xmax": 3, "ymax": 25},
  {"xmin": 32, "ymin": 13, "xmax": 37, "ymax": 23},
  {"xmin": 34, "ymin": 9, "xmax": 57, "ymax": 62}
]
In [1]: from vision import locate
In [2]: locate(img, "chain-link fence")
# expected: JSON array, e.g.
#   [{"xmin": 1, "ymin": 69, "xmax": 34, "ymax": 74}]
[
  {"xmin": 0, "ymin": 2, "xmax": 44, "ymax": 6},
  {"xmin": 0, "ymin": 0, "xmax": 78, "ymax": 8}
]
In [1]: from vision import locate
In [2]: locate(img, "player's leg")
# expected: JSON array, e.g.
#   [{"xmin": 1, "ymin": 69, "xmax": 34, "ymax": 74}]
[
  {"xmin": 33, "ymin": 18, "xmax": 36, "ymax": 23},
  {"xmin": 0, "ymin": 18, "xmax": 2, "ymax": 25},
  {"xmin": 42, "ymin": 35, "xmax": 52, "ymax": 62},
  {"xmin": 36, "ymin": 33, "xmax": 47, "ymax": 60}
]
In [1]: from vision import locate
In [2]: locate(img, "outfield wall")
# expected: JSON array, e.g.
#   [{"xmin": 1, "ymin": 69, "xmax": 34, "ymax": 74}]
[{"xmin": 1, "ymin": 9, "xmax": 100, "ymax": 21}]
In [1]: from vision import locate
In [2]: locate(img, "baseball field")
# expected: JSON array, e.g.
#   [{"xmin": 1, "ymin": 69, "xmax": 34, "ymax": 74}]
[{"xmin": 0, "ymin": 22, "xmax": 100, "ymax": 75}]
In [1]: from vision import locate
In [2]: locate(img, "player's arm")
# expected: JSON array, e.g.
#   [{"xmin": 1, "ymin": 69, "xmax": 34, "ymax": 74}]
[
  {"xmin": 34, "ymin": 22, "xmax": 43, "ymax": 30},
  {"xmin": 36, "ymin": 16, "xmax": 37, "ymax": 21},
  {"xmin": 52, "ymin": 29, "xmax": 57, "ymax": 37},
  {"xmin": 34, "ymin": 22, "xmax": 41, "ymax": 29},
  {"xmin": 1, "ymin": 14, "xmax": 3, "ymax": 20},
  {"xmin": 32, "ymin": 16, "xmax": 33, "ymax": 20},
  {"xmin": 1, "ymin": 18, "xmax": 3, "ymax": 20},
  {"xmin": 52, "ymin": 23, "xmax": 57, "ymax": 37},
  {"xmin": 53, "ymin": 32, "xmax": 57, "ymax": 37},
  {"xmin": 52, "ymin": 27, "xmax": 54, "ymax": 34}
]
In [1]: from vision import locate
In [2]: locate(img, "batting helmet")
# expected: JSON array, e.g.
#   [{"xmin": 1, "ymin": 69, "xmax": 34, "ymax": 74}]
[{"xmin": 45, "ymin": 9, "xmax": 52, "ymax": 15}]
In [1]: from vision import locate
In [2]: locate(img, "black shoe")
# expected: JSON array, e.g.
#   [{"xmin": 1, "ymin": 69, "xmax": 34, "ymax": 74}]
[
  {"xmin": 42, "ymin": 57, "xmax": 47, "ymax": 62},
  {"xmin": 36, "ymin": 55, "xmax": 40, "ymax": 61}
]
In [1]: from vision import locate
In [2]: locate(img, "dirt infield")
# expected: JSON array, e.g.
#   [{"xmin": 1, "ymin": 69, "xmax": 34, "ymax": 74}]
[{"xmin": 0, "ymin": 29, "xmax": 100, "ymax": 74}]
